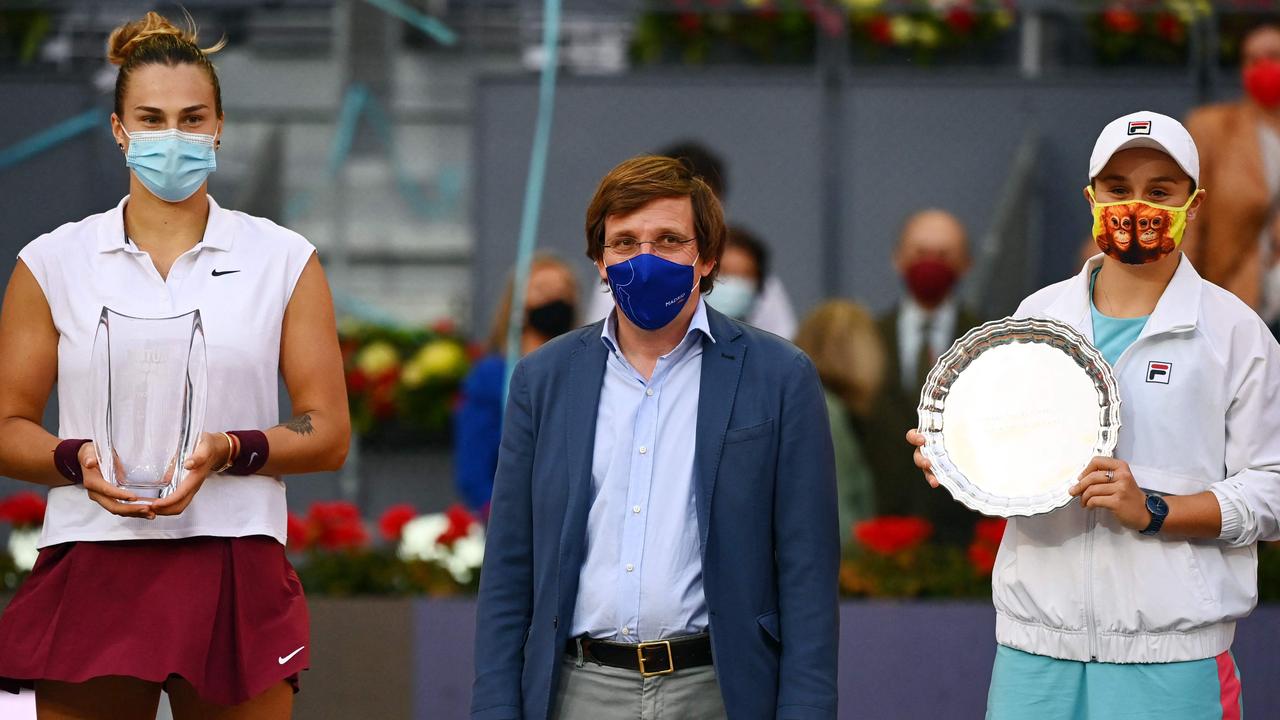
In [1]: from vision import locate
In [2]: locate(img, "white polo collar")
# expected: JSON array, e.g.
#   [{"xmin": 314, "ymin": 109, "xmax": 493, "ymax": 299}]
[{"xmin": 95, "ymin": 195, "xmax": 234, "ymax": 253}]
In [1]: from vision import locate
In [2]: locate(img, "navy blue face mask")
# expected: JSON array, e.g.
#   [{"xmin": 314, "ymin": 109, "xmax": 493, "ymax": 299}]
[{"xmin": 605, "ymin": 253, "xmax": 697, "ymax": 331}]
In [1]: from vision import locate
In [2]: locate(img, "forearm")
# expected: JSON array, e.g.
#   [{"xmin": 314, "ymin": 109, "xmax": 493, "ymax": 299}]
[
  {"xmin": 1162, "ymin": 491, "xmax": 1222, "ymax": 539},
  {"xmin": 247, "ymin": 409, "xmax": 350, "ymax": 476},
  {"xmin": 0, "ymin": 417, "xmax": 73, "ymax": 487}
]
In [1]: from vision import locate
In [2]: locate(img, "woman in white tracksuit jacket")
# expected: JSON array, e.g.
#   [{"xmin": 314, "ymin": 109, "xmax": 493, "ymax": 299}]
[{"xmin": 910, "ymin": 110, "xmax": 1280, "ymax": 719}]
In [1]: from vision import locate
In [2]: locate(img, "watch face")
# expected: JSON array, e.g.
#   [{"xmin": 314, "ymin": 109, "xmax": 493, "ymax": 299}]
[{"xmin": 1146, "ymin": 494, "xmax": 1169, "ymax": 516}]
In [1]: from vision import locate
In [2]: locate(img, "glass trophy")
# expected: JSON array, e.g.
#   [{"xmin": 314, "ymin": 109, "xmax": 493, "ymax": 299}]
[{"xmin": 90, "ymin": 308, "xmax": 208, "ymax": 502}]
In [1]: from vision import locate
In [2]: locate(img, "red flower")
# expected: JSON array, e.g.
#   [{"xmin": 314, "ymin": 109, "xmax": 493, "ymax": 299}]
[
  {"xmin": 967, "ymin": 517, "xmax": 1007, "ymax": 575},
  {"xmin": 346, "ymin": 368, "xmax": 370, "ymax": 394},
  {"xmin": 0, "ymin": 492, "xmax": 46, "ymax": 528},
  {"xmin": 853, "ymin": 516, "xmax": 933, "ymax": 555},
  {"xmin": 677, "ymin": 12, "xmax": 703, "ymax": 34},
  {"xmin": 1155, "ymin": 12, "xmax": 1183, "ymax": 43},
  {"xmin": 369, "ymin": 370, "xmax": 400, "ymax": 419},
  {"xmin": 973, "ymin": 517, "xmax": 1007, "ymax": 547},
  {"xmin": 286, "ymin": 512, "xmax": 310, "ymax": 552},
  {"xmin": 866, "ymin": 15, "xmax": 894, "ymax": 47},
  {"xmin": 431, "ymin": 318, "xmax": 457, "ymax": 336},
  {"xmin": 306, "ymin": 501, "xmax": 369, "ymax": 551},
  {"xmin": 1101, "ymin": 7, "xmax": 1141, "ymax": 35},
  {"xmin": 437, "ymin": 504, "xmax": 478, "ymax": 548},
  {"xmin": 968, "ymin": 542, "xmax": 998, "ymax": 574},
  {"xmin": 945, "ymin": 7, "xmax": 977, "ymax": 35},
  {"xmin": 804, "ymin": 0, "xmax": 845, "ymax": 39},
  {"xmin": 379, "ymin": 503, "xmax": 418, "ymax": 542}
]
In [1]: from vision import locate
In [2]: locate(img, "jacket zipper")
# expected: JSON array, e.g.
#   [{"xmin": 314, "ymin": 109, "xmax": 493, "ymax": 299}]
[{"xmin": 1084, "ymin": 508, "xmax": 1098, "ymax": 661}]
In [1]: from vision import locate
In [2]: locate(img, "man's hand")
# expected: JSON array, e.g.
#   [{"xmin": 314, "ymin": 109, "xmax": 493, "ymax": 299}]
[
  {"xmin": 1071, "ymin": 456, "xmax": 1152, "ymax": 531},
  {"xmin": 905, "ymin": 428, "xmax": 940, "ymax": 488}
]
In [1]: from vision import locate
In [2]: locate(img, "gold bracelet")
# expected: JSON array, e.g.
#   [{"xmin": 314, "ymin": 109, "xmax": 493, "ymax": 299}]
[{"xmin": 214, "ymin": 431, "xmax": 236, "ymax": 473}]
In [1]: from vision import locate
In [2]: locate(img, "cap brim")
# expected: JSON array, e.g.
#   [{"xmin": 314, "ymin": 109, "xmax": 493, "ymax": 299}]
[{"xmin": 1090, "ymin": 137, "xmax": 1197, "ymax": 184}]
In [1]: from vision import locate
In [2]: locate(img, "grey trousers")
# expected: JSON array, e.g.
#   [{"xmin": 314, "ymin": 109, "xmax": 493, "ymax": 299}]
[{"xmin": 550, "ymin": 654, "xmax": 729, "ymax": 720}]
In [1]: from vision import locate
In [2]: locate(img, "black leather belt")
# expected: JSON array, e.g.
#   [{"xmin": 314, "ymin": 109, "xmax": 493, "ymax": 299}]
[{"xmin": 566, "ymin": 633, "xmax": 713, "ymax": 677}]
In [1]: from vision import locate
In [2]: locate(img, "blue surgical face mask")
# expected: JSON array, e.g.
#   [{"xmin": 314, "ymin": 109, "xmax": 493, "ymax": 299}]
[
  {"xmin": 706, "ymin": 274, "xmax": 757, "ymax": 320},
  {"xmin": 605, "ymin": 253, "xmax": 697, "ymax": 331},
  {"xmin": 122, "ymin": 127, "xmax": 217, "ymax": 203}
]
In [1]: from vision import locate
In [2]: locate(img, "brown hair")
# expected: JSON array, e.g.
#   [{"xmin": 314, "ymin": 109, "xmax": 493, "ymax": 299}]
[
  {"xmin": 107, "ymin": 11, "xmax": 226, "ymax": 118},
  {"xmin": 487, "ymin": 255, "xmax": 579, "ymax": 353},
  {"xmin": 793, "ymin": 301, "xmax": 886, "ymax": 417},
  {"xmin": 585, "ymin": 155, "xmax": 726, "ymax": 294}
]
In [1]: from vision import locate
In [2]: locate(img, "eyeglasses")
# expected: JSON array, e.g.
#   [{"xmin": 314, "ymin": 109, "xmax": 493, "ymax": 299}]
[{"xmin": 602, "ymin": 234, "xmax": 697, "ymax": 259}]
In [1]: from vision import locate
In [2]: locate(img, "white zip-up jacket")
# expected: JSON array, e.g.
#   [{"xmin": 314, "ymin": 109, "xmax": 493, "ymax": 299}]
[{"xmin": 995, "ymin": 254, "xmax": 1280, "ymax": 664}]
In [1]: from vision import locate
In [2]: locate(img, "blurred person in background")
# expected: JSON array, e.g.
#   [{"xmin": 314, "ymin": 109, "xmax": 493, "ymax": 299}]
[
  {"xmin": 1185, "ymin": 20, "xmax": 1280, "ymax": 321},
  {"xmin": 794, "ymin": 300, "xmax": 886, "ymax": 543},
  {"xmin": 586, "ymin": 141, "xmax": 799, "ymax": 338},
  {"xmin": 454, "ymin": 255, "xmax": 578, "ymax": 513},
  {"xmin": 704, "ymin": 226, "xmax": 795, "ymax": 336},
  {"xmin": 863, "ymin": 208, "xmax": 980, "ymax": 545}
]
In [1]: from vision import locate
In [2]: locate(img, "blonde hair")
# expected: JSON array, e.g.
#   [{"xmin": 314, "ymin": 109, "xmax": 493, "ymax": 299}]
[
  {"xmin": 793, "ymin": 300, "xmax": 886, "ymax": 417},
  {"xmin": 107, "ymin": 11, "xmax": 226, "ymax": 117},
  {"xmin": 487, "ymin": 255, "xmax": 580, "ymax": 353}
]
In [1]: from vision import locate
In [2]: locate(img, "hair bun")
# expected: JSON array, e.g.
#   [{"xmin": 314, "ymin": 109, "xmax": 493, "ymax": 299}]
[{"xmin": 106, "ymin": 11, "xmax": 223, "ymax": 66}]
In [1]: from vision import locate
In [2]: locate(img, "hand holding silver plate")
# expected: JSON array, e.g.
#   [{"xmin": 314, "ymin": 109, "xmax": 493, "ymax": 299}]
[{"xmin": 917, "ymin": 317, "xmax": 1121, "ymax": 517}]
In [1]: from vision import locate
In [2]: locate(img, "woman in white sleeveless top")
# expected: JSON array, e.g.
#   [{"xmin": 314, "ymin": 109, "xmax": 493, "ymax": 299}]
[{"xmin": 0, "ymin": 12, "xmax": 348, "ymax": 720}]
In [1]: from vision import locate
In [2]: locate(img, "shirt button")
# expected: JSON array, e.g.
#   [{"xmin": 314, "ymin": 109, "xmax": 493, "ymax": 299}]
[
  {"xmin": 632, "ymin": 505, "xmax": 641, "ymax": 514},
  {"xmin": 626, "ymin": 564, "xmax": 634, "ymax": 572},
  {"xmin": 645, "ymin": 388, "xmax": 654, "ymax": 397},
  {"xmin": 622, "ymin": 627, "xmax": 631, "ymax": 636},
  {"xmin": 638, "ymin": 446, "xmax": 647, "ymax": 455}
]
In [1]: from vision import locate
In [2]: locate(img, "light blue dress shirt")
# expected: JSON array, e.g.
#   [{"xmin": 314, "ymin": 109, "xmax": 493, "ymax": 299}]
[{"xmin": 571, "ymin": 299, "xmax": 714, "ymax": 642}]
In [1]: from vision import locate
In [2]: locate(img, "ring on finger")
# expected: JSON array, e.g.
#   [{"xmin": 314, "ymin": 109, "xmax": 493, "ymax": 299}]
[{"xmin": 1105, "ymin": 470, "xmax": 1113, "ymax": 482}]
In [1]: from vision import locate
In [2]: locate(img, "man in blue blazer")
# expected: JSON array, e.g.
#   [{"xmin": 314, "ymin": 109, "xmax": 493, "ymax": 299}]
[{"xmin": 472, "ymin": 156, "xmax": 839, "ymax": 720}]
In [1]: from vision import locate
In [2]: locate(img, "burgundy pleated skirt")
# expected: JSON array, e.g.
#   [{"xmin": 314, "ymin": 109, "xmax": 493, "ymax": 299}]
[{"xmin": 0, "ymin": 535, "xmax": 308, "ymax": 706}]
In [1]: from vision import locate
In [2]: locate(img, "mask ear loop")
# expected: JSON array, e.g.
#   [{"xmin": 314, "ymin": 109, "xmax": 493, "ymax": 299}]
[{"xmin": 1085, "ymin": 184, "xmax": 1203, "ymax": 212}]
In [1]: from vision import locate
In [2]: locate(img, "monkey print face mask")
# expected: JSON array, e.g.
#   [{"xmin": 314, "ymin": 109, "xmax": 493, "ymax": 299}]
[{"xmin": 1087, "ymin": 186, "xmax": 1202, "ymax": 265}]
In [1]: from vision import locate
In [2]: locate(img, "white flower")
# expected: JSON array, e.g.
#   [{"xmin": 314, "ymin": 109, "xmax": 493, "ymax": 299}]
[
  {"xmin": 397, "ymin": 514, "xmax": 487, "ymax": 584},
  {"xmin": 398, "ymin": 514, "xmax": 449, "ymax": 562},
  {"xmin": 8, "ymin": 527, "xmax": 39, "ymax": 572},
  {"xmin": 445, "ymin": 526, "xmax": 487, "ymax": 583}
]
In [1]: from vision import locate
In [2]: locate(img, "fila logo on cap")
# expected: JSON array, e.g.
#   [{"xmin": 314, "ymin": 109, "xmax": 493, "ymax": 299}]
[
  {"xmin": 1127, "ymin": 120, "xmax": 1152, "ymax": 136},
  {"xmin": 1146, "ymin": 361, "xmax": 1171, "ymax": 384}
]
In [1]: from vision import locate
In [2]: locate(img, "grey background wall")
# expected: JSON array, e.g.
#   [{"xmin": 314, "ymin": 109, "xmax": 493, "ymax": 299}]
[{"xmin": 471, "ymin": 73, "xmax": 1202, "ymax": 333}]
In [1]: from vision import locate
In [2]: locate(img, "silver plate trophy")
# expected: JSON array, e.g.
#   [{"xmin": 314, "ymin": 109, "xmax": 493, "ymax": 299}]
[
  {"xmin": 90, "ymin": 308, "xmax": 208, "ymax": 502},
  {"xmin": 917, "ymin": 317, "xmax": 1121, "ymax": 517}
]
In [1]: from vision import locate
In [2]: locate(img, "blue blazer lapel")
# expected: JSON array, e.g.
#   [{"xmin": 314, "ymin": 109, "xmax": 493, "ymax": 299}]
[
  {"xmin": 557, "ymin": 323, "xmax": 609, "ymax": 609},
  {"xmin": 694, "ymin": 309, "xmax": 745, "ymax": 551}
]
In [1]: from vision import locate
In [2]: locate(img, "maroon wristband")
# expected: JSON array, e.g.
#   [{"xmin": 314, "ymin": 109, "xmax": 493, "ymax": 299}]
[
  {"xmin": 227, "ymin": 430, "xmax": 269, "ymax": 476},
  {"xmin": 54, "ymin": 439, "xmax": 92, "ymax": 485}
]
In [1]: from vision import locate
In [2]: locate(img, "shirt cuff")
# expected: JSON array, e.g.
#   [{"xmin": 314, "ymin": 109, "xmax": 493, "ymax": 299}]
[{"xmin": 1210, "ymin": 486, "xmax": 1245, "ymax": 544}]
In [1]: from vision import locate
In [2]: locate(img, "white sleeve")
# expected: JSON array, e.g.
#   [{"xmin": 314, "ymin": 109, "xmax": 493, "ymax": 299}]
[
  {"xmin": 1209, "ymin": 325, "xmax": 1280, "ymax": 546},
  {"xmin": 280, "ymin": 230, "xmax": 318, "ymax": 307}
]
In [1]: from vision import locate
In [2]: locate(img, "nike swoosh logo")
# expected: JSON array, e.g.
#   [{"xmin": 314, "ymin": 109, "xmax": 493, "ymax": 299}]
[
  {"xmin": 211, "ymin": 269, "xmax": 241, "ymax": 277},
  {"xmin": 278, "ymin": 646, "xmax": 305, "ymax": 665},
  {"xmin": 249, "ymin": 452, "xmax": 259, "ymax": 466}
]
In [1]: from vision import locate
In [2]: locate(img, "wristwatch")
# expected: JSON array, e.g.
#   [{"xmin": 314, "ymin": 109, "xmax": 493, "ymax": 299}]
[{"xmin": 1140, "ymin": 493, "xmax": 1169, "ymax": 536}]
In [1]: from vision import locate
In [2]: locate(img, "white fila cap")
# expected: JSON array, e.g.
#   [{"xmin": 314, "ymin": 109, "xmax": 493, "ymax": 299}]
[{"xmin": 1088, "ymin": 110, "xmax": 1200, "ymax": 186}]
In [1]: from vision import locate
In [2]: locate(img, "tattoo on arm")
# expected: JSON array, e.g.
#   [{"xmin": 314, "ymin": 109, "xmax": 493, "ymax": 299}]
[{"xmin": 280, "ymin": 414, "xmax": 315, "ymax": 436}]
